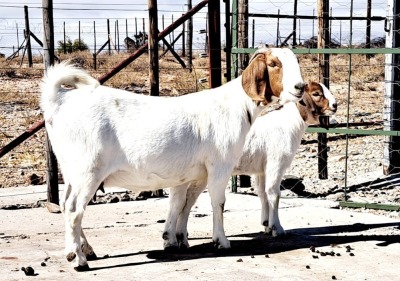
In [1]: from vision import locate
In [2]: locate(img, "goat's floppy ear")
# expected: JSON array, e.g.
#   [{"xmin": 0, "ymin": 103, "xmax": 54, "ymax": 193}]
[
  {"xmin": 241, "ymin": 52, "xmax": 271, "ymax": 105},
  {"xmin": 298, "ymin": 93, "xmax": 319, "ymax": 125}
]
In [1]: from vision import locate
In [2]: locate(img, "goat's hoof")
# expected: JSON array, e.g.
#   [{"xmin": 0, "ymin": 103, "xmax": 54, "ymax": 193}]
[
  {"xmin": 86, "ymin": 251, "xmax": 98, "ymax": 261},
  {"xmin": 74, "ymin": 264, "xmax": 90, "ymax": 272},
  {"xmin": 214, "ymin": 246, "xmax": 231, "ymax": 256},
  {"xmin": 164, "ymin": 245, "xmax": 180, "ymax": 253},
  {"xmin": 178, "ymin": 243, "xmax": 189, "ymax": 252},
  {"xmin": 272, "ymin": 229, "xmax": 286, "ymax": 238},
  {"xmin": 213, "ymin": 240, "xmax": 230, "ymax": 253},
  {"xmin": 264, "ymin": 229, "xmax": 273, "ymax": 236},
  {"xmin": 66, "ymin": 252, "xmax": 76, "ymax": 262}
]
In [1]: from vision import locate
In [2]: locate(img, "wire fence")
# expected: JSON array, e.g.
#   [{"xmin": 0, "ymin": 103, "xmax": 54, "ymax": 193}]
[
  {"xmin": 0, "ymin": 2, "xmax": 210, "ymax": 58},
  {"xmin": 229, "ymin": 0, "xmax": 400, "ymax": 209},
  {"xmin": 0, "ymin": 0, "xmax": 399, "ymax": 210}
]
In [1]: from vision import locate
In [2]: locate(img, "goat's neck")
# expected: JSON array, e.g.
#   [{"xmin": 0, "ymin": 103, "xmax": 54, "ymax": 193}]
[
  {"xmin": 296, "ymin": 102, "xmax": 307, "ymax": 122},
  {"xmin": 222, "ymin": 77, "xmax": 262, "ymax": 118}
]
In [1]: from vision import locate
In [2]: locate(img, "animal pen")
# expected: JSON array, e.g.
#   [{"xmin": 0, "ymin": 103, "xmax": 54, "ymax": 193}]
[{"xmin": 0, "ymin": 0, "xmax": 399, "ymax": 211}]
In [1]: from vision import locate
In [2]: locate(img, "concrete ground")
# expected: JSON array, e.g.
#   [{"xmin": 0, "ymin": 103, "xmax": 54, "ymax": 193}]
[{"xmin": 0, "ymin": 185, "xmax": 399, "ymax": 281}]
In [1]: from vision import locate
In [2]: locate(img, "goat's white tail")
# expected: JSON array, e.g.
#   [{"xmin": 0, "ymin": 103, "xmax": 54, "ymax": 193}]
[{"xmin": 40, "ymin": 62, "xmax": 99, "ymax": 114}]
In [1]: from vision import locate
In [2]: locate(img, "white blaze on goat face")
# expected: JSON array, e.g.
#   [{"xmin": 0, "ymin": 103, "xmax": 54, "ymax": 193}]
[
  {"xmin": 270, "ymin": 48, "xmax": 305, "ymax": 104},
  {"xmin": 319, "ymin": 82, "xmax": 337, "ymax": 112}
]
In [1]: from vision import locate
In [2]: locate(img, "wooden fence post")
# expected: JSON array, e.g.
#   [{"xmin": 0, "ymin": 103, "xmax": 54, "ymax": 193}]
[
  {"xmin": 225, "ymin": 0, "xmax": 231, "ymax": 81},
  {"xmin": 148, "ymin": 0, "xmax": 162, "ymax": 197},
  {"xmin": 78, "ymin": 20, "xmax": 81, "ymax": 48},
  {"xmin": 238, "ymin": 0, "xmax": 248, "ymax": 72},
  {"xmin": 208, "ymin": 0, "xmax": 221, "ymax": 88},
  {"xmin": 237, "ymin": 0, "xmax": 251, "ymax": 187},
  {"xmin": 182, "ymin": 15, "xmax": 185, "ymax": 56},
  {"xmin": 125, "ymin": 19, "xmax": 128, "ymax": 39},
  {"xmin": 293, "ymin": 0, "xmax": 298, "ymax": 46},
  {"xmin": 107, "ymin": 19, "xmax": 111, "ymax": 55},
  {"xmin": 135, "ymin": 17, "xmax": 138, "ymax": 35},
  {"xmin": 148, "ymin": 0, "xmax": 159, "ymax": 97},
  {"xmin": 186, "ymin": 0, "xmax": 193, "ymax": 71},
  {"xmin": 317, "ymin": 0, "xmax": 330, "ymax": 180},
  {"xmin": 251, "ymin": 19, "xmax": 255, "ymax": 48},
  {"xmin": 276, "ymin": 9, "xmax": 280, "ymax": 46},
  {"xmin": 42, "ymin": 0, "xmax": 59, "ymax": 205},
  {"xmin": 366, "ymin": 0, "xmax": 372, "ymax": 59},
  {"xmin": 63, "ymin": 21, "xmax": 66, "ymax": 54},
  {"xmin": 24, "ymin": 5, "xmax": 33, "ymax": 67},
  {"xmin": 93, "ymin": 21, "xmax": 97, "ymax": 69}
]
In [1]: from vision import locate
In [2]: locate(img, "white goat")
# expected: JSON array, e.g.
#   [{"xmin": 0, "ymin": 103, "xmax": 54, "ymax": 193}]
[
  {"xmin": 40, "ymin": 48, "xmax": 304, "ymax": 271},
  {"xmin": 165, "ymin": 82, "xmax": 337, "ymax": 250}
]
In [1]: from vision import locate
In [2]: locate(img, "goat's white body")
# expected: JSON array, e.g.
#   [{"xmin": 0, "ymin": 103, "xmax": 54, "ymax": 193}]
[
  {"xmin": 42, "ymin": 68, "xmax": 260, "ymax": 262},
  {"xmin": 235, "ymin": 102, "xmax": 306, "ymax": 176},
  {"xmin": 232, "ymin": 102, "xmax": 307, "ymax": 236},
  {"xmin": 45, "ymin": 78, "xmax": 253, "ymax": 192}
]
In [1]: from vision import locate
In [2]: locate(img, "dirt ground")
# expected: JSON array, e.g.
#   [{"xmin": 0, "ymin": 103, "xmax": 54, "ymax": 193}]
[{"xmin": 0, "ymin": 185, "xmax": 399, "ymax": 281}]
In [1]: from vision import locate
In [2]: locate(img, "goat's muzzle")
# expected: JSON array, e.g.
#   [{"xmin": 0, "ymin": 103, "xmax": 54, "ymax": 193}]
[
  {"xmin": 295, "ymin": 82, "xmax": 306, "ymax": 94},
  {"xmin": 288, "ymin": 82, "xmax": 306, "ymax": 102}
]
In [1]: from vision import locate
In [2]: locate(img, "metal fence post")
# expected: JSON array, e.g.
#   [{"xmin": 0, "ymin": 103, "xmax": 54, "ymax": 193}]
[{"xmin": 383, "ymin": 0, "xmax": 400, "ymax": 175}]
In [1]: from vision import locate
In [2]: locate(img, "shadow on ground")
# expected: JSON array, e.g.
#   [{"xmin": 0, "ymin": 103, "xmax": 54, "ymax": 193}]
[{"xmin": 88, "ymin": 221, "xmax": 400, "ymax": 271}]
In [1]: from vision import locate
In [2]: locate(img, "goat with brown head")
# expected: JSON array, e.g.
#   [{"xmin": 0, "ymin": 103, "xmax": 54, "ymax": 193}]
[{"xmin": 297, "ymin": 81, "xmax": 337, "ymax": 126}]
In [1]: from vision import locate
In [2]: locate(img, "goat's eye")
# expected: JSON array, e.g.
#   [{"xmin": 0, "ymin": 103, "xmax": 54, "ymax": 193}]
[
  {"xmin": 268, "ymin": 61, "xmax": 276, "ymax": 67},
  {"xmin": 312, "ymin": 92, "xmax": 320, "ymax": 97}
]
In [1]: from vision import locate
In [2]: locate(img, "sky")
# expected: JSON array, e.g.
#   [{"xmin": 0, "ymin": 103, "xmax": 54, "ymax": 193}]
[{"xmin": 0, "ymin": 0, "xmax": 389, "ymax": 57}]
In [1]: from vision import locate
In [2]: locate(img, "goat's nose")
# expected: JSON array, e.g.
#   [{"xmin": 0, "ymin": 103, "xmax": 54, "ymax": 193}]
[{"xmin": 295, "ymin": 82, "xmax": 305, "ymax": 92}]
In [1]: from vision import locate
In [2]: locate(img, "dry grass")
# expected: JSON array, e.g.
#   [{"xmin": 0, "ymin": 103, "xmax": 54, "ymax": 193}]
[
  {"xmin": 0, "ymin": 49, "xmax": 386, "ymax": 188},
  {"xmin": 54, "ymin": 51, "xmax": 210, "ymax": 94}
]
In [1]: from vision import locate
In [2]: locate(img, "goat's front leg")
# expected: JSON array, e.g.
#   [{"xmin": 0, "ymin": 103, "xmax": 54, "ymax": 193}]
[
  {"xmin": 163, "ymin": 185, "xmax": 188, "ymax": 251},
  {"xmin": 264, "ymin": 171, "xmax": 285, "ymax": 237},
  {"xmin": 256, "ymin": 175, "xmax": 270, "ymax": 231},
  {"xmin": 207, "ymin": 173, "xmax": 231, "ymax": 250}
]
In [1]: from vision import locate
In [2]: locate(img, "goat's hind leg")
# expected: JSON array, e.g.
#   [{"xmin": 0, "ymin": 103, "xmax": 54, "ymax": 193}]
[
  {"xmin": 80, "ymin": 229, "xmax": 97, "ymax": 261},
  {"xmin": 175, "ymin": 183, "xmax": 206, "ymax": 250},
  {"xmin": 163, "ymin": 184, "xmax": 188, "ymax": 252},
  {"xmin": 63, "ymin": 177, "xmax": 100, "ymax": 271}
]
